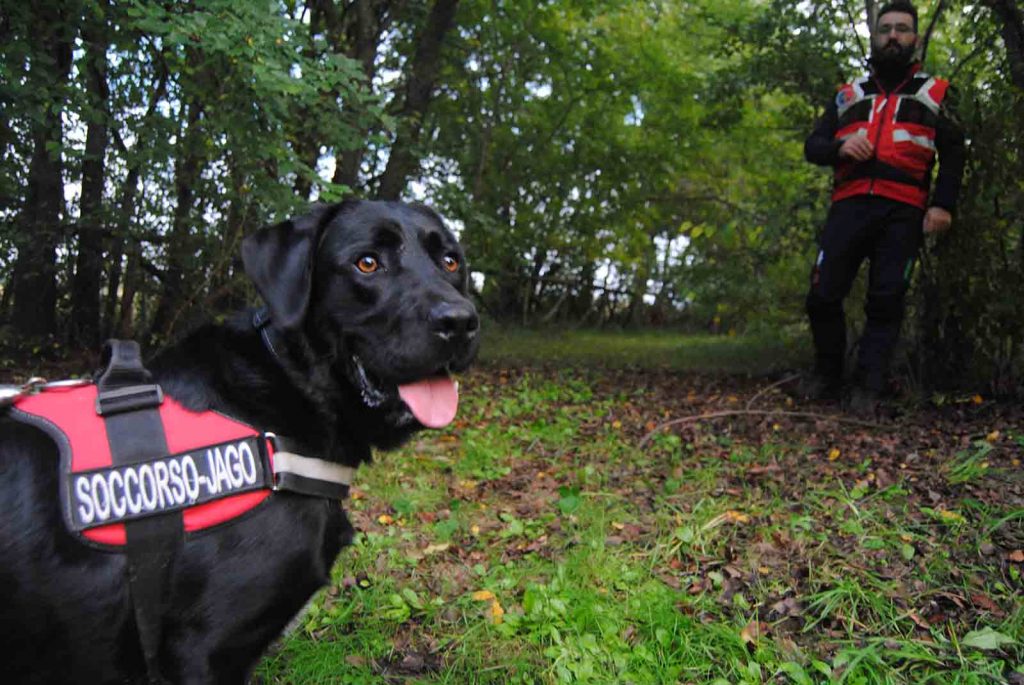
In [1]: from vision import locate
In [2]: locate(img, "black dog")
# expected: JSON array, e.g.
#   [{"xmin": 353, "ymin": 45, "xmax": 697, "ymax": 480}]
[{"xmin": 0, "ymin": 200, "xmax": 478, "ymax": 683}]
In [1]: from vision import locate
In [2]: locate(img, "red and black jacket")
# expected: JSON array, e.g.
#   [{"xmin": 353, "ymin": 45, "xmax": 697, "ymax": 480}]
[{"xmin": 805, "ymin": 62, "xmax": 966, "ymax": 212}]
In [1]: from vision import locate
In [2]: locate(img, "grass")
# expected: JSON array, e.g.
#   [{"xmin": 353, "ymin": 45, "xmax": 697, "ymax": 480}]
[
  {"xmin": 254, "ymin": 330, "xmax": 1024, "ymax": 684},
  {"xmin": 478, "ymin": 325, "xmax": 807, "ymax": 374}
]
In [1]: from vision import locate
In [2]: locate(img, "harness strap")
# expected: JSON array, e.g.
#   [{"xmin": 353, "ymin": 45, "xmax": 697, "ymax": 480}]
[
  {"xmin": 253, "ymin": 307, "xmax": 282, "ymax": 364},
  {"xmin": 97, "ymin": 340, "xmax": 179, "ymax": 684},
  {"xmin": 272, "ymin": 436, "xmax": 353, "ymax": 500}
]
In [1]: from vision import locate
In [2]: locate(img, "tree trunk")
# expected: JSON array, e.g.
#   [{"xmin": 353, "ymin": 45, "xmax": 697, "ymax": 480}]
[
  {"xmin": 865, "ymin": 0, "xmax": 878, "ymax": 29},
  {"xmin": 377, "ymin": 0, "xmax": 460, "ymax": 200},
  {"xmin": 116, "ymin": 248, "xmax": 142, "ymax": 339},
  {"xmin": 70, "ymin": 1, "xmax": 110, "ymax": 348},
  {"xmin": 333, "ymin": 0, "xmax": 392, "ymax": 190},
  {"xmin": 149, "ymin": 101, "xmax": 204, "ymax": 339},
  {"xmin": 102, "ymin": 165, "xmax": 139, "ymax": 338},
  {"xmin": 10, "ymin": 3, "xmax": 76, "ymax": 338},
  {"xmin": 291, "ymin": 3, "xmax": 327, "ymax": 200},
  {"xmin": 102, "ymin": 64, "xmax": 168, "ymax": 338},
  {"xmin": 984, "ymin": 0, "xmax": 1024, "ymax": 90},
  {"xmin": 208, "ymin": 155, "xmax": 250, "ymax": 312}
]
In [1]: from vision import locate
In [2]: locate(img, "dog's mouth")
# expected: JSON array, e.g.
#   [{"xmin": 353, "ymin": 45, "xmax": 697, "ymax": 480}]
[{"xmin": 350, "ymin": 356, "xmax": 459, "ymax": 429}]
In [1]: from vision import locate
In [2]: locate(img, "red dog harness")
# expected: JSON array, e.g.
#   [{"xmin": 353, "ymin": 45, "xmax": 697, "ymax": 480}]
[
  {"xmin": 3, "ymin": 340, "xmax": 353, "ymax": 682},
  {"xmin": 12, "ymin": 383, "xmax": 277, "ymax": 546}
]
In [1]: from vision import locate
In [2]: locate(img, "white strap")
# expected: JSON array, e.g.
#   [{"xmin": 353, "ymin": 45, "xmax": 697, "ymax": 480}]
[{"xmin": 273, "ymin": 451, "xmax": 355, "ymax": 486}]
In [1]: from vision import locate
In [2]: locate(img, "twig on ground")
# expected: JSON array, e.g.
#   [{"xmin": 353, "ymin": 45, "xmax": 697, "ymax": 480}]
[
  {"xmin": 638, "ymin": 410, "xmax": 887, "ymax": 448},
  {"xmin": 745, "ymin": 373, "xmax": 802, "ymax": 410}
]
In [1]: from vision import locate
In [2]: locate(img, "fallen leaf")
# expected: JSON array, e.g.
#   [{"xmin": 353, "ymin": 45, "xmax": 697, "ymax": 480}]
[
  {"xmin": 423, "ymin": 542, "xmax": 450, "ymax": 556},
  {"xmin": 986, "ymin": 431, "xmax": 1000, "ymax": 442},
  {"xmin": 770, "ymin": 596, "xmax": 803, "ymax": 619},
  {"xmin": 828, "ymin": 448, "xmax": 841, "ymax": 461},
  {"xmin": 907, "ymin": 610, "xmax": 931, "ymax": 629},
  {"xmin": 741, "ymin": 620, "xmax": 770, "ymax": 645},
  {"xmin": 658, "ymin": 573, "xmax": 682, "ymax": 589},
  {"xmin": 472, "ymin": 590, "xmax": 495, "ymax": 601},
  {"xmin": 939, "ymin": 509, "xmax": 965, "ymax": 524},
  {"xmin": 490, "ymin": 599, "xmax": 505, "ymax": 624},
  {"xmin": 726, "ymin": 510, "xmax": 752, "ymax": 524},
  {"xmin": 970, "ymin": 592, "xmax": 1004, "ymax": 617},
  {"xmin": 377, "ymin": 514, "xmax": 394, "ymax": 525},
  {"xmin": 962, "ymin": 627, "xmax": 1014, "ymax": 650},
  {"xmin": 1008, "ymin": 550, "xmax": 1024, "ymax": 563}
]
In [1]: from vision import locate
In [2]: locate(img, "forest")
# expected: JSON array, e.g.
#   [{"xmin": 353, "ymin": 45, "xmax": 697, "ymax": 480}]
[
  {"xmin": 3, "ymin": 3, "xmax": 1024, "ymax": 683},
  {"xmin": 1, "ymin": 0, "xmax": 1022, "ymax": 392}
]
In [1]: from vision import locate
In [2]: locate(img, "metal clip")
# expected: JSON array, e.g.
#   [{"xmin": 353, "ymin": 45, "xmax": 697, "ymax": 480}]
[{"xmin": 0, "ymin": 377, "xmax": 92, "ymax": 409}]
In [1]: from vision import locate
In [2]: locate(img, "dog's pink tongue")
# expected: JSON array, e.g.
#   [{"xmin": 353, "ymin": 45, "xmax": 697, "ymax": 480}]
[{"xmin": 398, "ymin": 377, "xmax": 459, "ymax": 428}]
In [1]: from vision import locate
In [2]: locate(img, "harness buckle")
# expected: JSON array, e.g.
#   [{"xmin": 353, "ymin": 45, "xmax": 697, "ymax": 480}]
[{"xmin": 95, "ymin": 384, "xmax": 164, "ymax": 416}]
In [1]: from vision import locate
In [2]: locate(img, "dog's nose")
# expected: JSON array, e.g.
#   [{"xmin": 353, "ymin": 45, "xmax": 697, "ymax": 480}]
[{"xmin": 430, "ymin": 302, "xmax": 479, "ymax": 341}]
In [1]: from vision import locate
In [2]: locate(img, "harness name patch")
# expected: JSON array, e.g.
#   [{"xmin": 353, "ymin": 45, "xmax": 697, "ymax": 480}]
[{"xmin": 69, "ymin": 435, "xmax": 272, "ymax": 530}]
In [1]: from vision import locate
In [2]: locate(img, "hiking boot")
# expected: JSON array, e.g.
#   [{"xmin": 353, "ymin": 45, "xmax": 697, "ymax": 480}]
[
  {"xmin": 798, "ymin": 373, "xmax": 842, "ymax": 402},
  {"xmin": 845, "ymin": 385, "xmax": 882, "ymax": 418}
]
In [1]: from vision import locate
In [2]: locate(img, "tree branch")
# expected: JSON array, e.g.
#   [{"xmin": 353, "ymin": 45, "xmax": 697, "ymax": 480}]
[
  {"xmin": 983, "ymin": 0, "xmax": 1024, "ymax": 90},
  {"xmin": 920, "ymin": 0, "xmax": 949, "ymax": 64},
  {"xmin": 842, "ymin": 1, "xmax": 869, "ymax": 63}
]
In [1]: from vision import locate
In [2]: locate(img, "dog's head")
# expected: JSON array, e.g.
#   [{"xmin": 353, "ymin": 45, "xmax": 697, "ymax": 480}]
[{"xmin": 241, "ymin": 200, "xmax": 479, "ymax": 436}]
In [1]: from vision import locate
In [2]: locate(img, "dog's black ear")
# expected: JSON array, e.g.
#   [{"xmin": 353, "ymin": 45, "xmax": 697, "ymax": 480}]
[{"xmin": 241, "ymin": 203, "xmax": 333, "ymax": 330}]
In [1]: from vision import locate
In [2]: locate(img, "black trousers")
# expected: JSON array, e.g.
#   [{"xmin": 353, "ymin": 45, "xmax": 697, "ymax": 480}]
[{"xmin": 806, "ymin": 196, "xmax": 924, "ymax": 391}]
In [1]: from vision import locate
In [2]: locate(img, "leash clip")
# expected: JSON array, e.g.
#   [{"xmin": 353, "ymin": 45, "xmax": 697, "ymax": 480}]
[{"xmin": 0, "ymin": 377, "xmax": 91, "ymax": 409}]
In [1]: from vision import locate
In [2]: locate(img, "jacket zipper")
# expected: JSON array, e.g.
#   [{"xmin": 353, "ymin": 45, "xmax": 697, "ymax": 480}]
[{"xmin": 868, "ymin": 73, "xmax": 913, "ymax": 196}]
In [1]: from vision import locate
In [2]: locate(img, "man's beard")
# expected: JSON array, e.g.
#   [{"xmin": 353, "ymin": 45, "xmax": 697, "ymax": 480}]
[{"xmin": 871, "ymin": 40, "xmax": 916, "ymax": 72}]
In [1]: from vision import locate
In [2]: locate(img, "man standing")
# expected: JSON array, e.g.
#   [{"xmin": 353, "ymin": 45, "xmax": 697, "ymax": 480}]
[{"xmin": 803, "ymin": 0, "xmax": 965, "ymax": 413}]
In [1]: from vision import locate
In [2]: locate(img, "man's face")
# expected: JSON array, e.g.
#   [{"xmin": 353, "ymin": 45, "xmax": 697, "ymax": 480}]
[{"xmin": 872, "ymin": 10, "xmax": 918, "ymax": 65}]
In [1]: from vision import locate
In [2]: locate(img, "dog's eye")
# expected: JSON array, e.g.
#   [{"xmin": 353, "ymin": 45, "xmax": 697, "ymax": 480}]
[
  {"xmin": 442, "ymin": 255, "xmax": 459, "ymax": 273},
  {"xmin": 355, "ymin": 255, "xmax": 380, "ymax": 274}
]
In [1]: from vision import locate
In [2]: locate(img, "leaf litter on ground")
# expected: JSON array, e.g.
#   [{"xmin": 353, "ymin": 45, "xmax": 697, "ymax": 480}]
[{"xmin": 251, "ymin": 362, "xmax": 1023, "ymax": 683}]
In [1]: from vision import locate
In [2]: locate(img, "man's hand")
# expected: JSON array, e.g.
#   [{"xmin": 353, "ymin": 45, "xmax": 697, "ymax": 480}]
[
  {"xmin": 839, "ymin": 136, "xmax": 874, "ymax": 161},
  {"xmin": 923, "ymin": 207, "xmax": 952, "ymax": 234}
]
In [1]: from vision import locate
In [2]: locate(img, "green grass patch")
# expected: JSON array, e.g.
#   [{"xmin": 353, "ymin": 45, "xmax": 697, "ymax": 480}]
[
  {"xmin": 256, "ymin": 333, "xmax": 1023, "ymax": 684},
  {"xmin": 478, "ymin": 326, "xmax": 806, "ymax": 374}
]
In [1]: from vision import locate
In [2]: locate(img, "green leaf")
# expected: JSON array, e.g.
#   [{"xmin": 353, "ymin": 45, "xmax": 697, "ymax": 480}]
[
  {"xmin": 557, "ymin": 485, "xmax": 582, "ymax": 515},
  {"xmin": 778, "ymin": 662, "xmax": 814, "ymax": 685},
  {"xmin": 961, "ymin": 627, "xmax": 1015, "ymax": 650}
]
